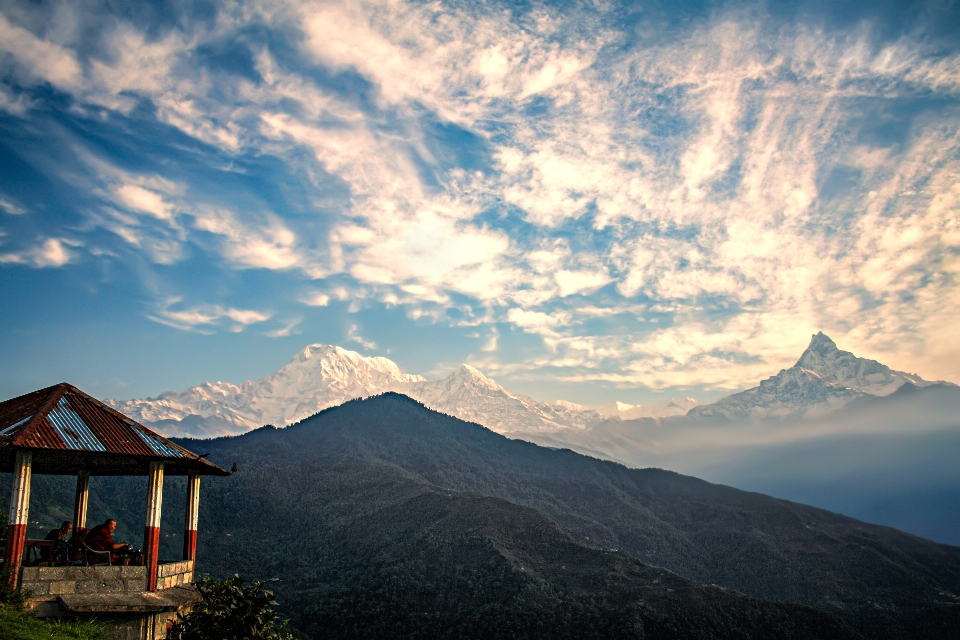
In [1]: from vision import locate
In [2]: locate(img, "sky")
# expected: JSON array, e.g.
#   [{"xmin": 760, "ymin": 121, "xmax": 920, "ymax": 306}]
[{"xmin": 1, "ymin": 0, "xmax": 959, "ymax": 407}]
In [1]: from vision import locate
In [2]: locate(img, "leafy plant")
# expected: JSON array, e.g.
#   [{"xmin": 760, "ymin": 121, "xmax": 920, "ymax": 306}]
[{"xmin": 168, "ymin": 575, "xmax": 294, "ymax": 640}]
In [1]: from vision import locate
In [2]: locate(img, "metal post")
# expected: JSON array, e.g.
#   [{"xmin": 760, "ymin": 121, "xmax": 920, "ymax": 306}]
[
  {"xmin": 4, "ymin": 451, "xmax": 32, "ymax": 589},
  {"xmin": 143, "ymin": 461, "xmax": 164, "ymax": 592},
  {"xmin": 182, "ymin": 472, "xmax": 200, "ymax": 563},
  {"xmin": 73, "ymin": 470, "xmax": 90, "ymax": 530}
]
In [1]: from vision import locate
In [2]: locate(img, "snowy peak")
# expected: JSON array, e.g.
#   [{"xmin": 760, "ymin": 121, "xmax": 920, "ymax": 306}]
[
  {"xmin": 792, "ymin": 332, "xmax": 927, "ymax": 397},
  {"xmin": 692, "ymin": 332, "xmax": 947, "ymax": 420},
  {"xmin": 108, "ymin": 345, "xmax": 605, "ymax": 438},
  {"xmin": 594, "ymin": 398, "xmax": 701, "ymax": 420},
  {"xmin": 405, "ymin": 364, "xmax": 603, "ymax": 433},
  {"xmin": 445, "ymin": 364, "xmax": 506, "ymax": 392},
  {"xmin": 801, "ymin": 331, "xmax": 839, "ymax": 356},
  {"xmin": 109, "ymin": 344, "xmax": 425, "ymax": 435},
  {"xmin": 286, "ymin": 344, "xmax": 425, "ymax": 385}
]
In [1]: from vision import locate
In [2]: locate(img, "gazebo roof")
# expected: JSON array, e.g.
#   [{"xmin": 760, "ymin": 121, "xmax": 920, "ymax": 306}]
[{"xmin": 0, "ymin": 383, "xmax": 229, "ymax": 476}]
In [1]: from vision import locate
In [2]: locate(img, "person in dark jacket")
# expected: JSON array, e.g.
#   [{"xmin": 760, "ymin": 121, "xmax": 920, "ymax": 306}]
[
  {"xmin": 68, "ymin": 526, "xmax": 89, "ymax": 563},
  {"xmin": 42, "ymin": 521, "xmax": 72, "ymax": 564}
]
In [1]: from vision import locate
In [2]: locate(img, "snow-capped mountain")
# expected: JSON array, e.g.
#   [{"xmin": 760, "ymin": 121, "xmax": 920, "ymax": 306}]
[
  {"xmin": 689, "ymin": 332, "xmax": 942, "ymax": 420},
  {"xmin": 109, "ymin": 332, "xmax": 946, "ymax": 439},
  {"xmin": 409, "ymin": 365, "xmax": 605, "ymax": 433},
  {"xmin": 108, "ymin": 345, "xmax": 606, "ymax": 438},
  {"xmin": 109, "ymin": 345, "xmax": 426, "ymax": 436},
  {"xmin": 594, "ymin": 398, "xmax": 700, "ymax": 420}
]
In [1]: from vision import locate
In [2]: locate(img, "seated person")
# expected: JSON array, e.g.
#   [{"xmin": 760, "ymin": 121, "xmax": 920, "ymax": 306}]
[
  {"xmin": 42, "ymin": 521, "xmax": 72, "ymax": 564},
  {"xmin": 85, "ymin": 519, "xmax": 132, "ymax": 564},
  {"xmin": 68, "ymin": 526, "xmax": 90, "ymax": 563}
]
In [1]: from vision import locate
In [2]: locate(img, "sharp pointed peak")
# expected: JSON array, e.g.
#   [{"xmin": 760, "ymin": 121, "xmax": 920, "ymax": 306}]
[
  {"xmin": 456, "ymin": 363, "xmax": 487, "ymax": 377},
  {"xmin": 445, "ymin": 364, "xmax": 504, "ymax": 389},
  {"xmin": 807, "ymin": 332, "xmax": 838, "ymax": 351}
]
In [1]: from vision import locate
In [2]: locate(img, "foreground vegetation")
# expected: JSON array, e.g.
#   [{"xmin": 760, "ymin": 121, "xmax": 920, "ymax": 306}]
[
  {"xmin": 0, "ymin": 605, "xmax": 105, "ymax": 640},
  {"xmin": 169, "ymin": 575, "xmax": 295, "ymax": 640}
]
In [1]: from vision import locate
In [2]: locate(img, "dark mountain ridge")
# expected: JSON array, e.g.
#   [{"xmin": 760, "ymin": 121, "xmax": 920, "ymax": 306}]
[
  {"xmin": 7, "ymin": 392, "xmax": 958, "ymax": 638},
  {"xmin": 170, "ymin": 393, "xmax": 960, "ymax": 639}
]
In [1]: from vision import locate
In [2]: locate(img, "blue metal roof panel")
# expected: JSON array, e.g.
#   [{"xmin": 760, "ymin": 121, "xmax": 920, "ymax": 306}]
[
  {"xmin": 46, "ymin": 397, "xmax": 107, "ymax": 452},
  {"xmin": 133, "ymin": 426, "xmax": 187, "ymax": 458},
  {"xmin": 0, "ymin": 414, "xmax": 33, "ymax": 438}
]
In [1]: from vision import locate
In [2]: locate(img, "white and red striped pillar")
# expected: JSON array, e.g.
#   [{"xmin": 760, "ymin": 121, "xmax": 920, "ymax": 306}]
[
  {"xmin": 4, "ymin": 450, "xmax": 32, "ymax": 589},
  {"xmin": 143, "ymin": 461, "xmax": 164, "ymax": 591},
  {"xmin": 73, "ymin": 470, "xmax": 90, "ymax": 531},
  {"xmin": 182, "ymin": 471, "xmax": 200, "ymax": 564}
]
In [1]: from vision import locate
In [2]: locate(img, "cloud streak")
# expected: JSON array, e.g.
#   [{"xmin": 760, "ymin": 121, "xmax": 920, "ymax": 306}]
[{"xmin": 1, "ymin": 0, "xmax": 959, "ymax": 393}]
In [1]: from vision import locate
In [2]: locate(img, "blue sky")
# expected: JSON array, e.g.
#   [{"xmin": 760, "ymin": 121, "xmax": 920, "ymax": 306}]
[{"xmin": 1, "ymin": 0, "xmax": 959, "ymax": 406}]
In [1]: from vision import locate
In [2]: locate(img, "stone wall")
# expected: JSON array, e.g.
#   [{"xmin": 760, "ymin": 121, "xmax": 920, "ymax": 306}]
[
  {"xmin": 21, "ymin": 560, "xmax": 194, "ymax": 598},
  {"xmin": 156, "ymin": 560, "xmax": 193, "ymax": 590},
  {"xmin": 24, "ymin": 560, "xmax": 197, "ymax": 639},
  {"xmin": 21, "ymin": 565, "xmax": 148, "ymax": 597},
  {"xmin": 85, "ymin": 611, "xmax": 180, "ymax": 640}
]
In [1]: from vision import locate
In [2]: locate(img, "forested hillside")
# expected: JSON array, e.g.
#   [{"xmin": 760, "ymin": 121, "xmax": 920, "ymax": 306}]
[{"xmin": 9, "ymin": 393, "xmax": 959, "ymax": 638}]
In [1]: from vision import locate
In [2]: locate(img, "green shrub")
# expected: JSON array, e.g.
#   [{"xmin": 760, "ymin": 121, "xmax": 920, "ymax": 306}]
[{"xmin": 168, "ymin": 575, "xmax": 294, "ymax": 640}]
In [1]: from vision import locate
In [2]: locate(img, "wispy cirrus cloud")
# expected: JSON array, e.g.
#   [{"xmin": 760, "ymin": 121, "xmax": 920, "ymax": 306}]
[
  {"xmin": 1, "ymin": 0, "xmax": 960, "ymax": 397},
  {"xmin": 346, "ymin": 323, "xmax": 377, "ymax": 350},
  {"xmin": 148, "ymin": 298, "xmax": 273, "ymax": 333}
]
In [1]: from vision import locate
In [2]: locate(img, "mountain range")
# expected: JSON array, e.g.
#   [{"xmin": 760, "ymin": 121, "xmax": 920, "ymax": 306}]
[
  {"xmin": 109, "ymin": 332, "xmax": 945, "ymax": 439},
  {"xmin": 108, "ymin": 344, "xmax": 620, "ymax": 438},
  {"xmin": 105, "ymin": 332, "xmax": 960, "ymax": 546}
]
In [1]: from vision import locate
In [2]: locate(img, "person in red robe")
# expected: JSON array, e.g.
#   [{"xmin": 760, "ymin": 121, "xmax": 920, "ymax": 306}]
[{"xmin": 85, "ymin": 519, "xmax": 131, "ymax": 564}]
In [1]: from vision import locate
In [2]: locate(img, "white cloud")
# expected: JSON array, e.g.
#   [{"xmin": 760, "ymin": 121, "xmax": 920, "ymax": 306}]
[
  {"xmin": 0, "ymin": 13, "xmax": 82, "ymax": 90},
  {"xmin": 555, "ymin": 269, "xmax": 612, "ymax": 297},
  {"xmin": 301, "ymin": 291, "xmax": 331, "ymax": 307},
  {"xmin": 0, "ymin": 198, "xmax": 26, "ymax": 215},
  {"xmin": 0, "ymin": 238, "xmax": 77, "ymax": 268},
  {"xmin": 3, "ymin": 1, "xmax": 960, "ymax": 388},
  {"xmin": 346, "ymin": 323, "xmax": 377, "ymax": 350},
  {"xmin": 266, "ymin": 317, "xmax": 303, "ymax": 338},
  {"xmin": 192, "ymin": 207, "xmax": 309, "ymax": 272},
  {"xmin": 114, "ymin": 184, "xmax": 175, "ymax": 221},
  {"xmin": 148, "ymin": 298, "xmax": 273, "ymax": 333},
  {"xmin": 481, "ymin": 327, "xmax": 499, "ymax": 352}
]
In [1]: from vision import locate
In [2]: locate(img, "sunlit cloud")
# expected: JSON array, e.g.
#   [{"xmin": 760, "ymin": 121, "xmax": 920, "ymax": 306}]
[
  {"xmin": 0, "ymin": 238, "xmax": 78, "ymax": 268},
  {"xmin": 1, "ymin": 0, "xmax": 959, "ymax": 391},
  {"xmin": 148, "ymin": 298, "xmax": 273, "ymax": 333},
  {"xmin": 347, "ymin": 323, "xmax": 377, "ymax": 350}
]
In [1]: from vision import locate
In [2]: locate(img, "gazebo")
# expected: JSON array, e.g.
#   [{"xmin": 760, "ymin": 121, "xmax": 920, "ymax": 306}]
[{"xmin": 1, "ymin": 383, "xmax": 229, "ymax": 634}]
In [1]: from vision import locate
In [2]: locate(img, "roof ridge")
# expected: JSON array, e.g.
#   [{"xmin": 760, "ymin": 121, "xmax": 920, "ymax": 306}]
[{"xmin": 19, "ymin": 382, "xmax": 69, "ymax": 439}]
